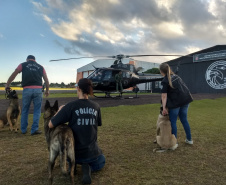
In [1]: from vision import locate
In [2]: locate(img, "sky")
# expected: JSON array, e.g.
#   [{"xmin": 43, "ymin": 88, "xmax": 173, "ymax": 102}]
[{"xmin": 0, "ymin": 0, "xmax": 226, "ymax": 84}]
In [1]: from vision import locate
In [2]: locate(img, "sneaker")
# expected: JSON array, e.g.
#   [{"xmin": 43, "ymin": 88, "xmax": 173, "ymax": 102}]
[
  {"xmin": 31, "ymin": 130, "xmax": 42, "ymax": 135},
  {"xmin": 185, "ymin": 139, "xmax": 193, "ymax": 145},
  {"xmin": 170, "ymin": 143, "xmax": 178, "ymax": 150},
  {"xmin": 82, "ymin": 164, "xmax": 91, "ymax": 184}
]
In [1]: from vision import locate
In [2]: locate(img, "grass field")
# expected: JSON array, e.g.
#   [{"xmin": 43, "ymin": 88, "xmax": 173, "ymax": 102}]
[{"xmin": 0, "ymin": 98, "xmax": 226, "ymax": 185}]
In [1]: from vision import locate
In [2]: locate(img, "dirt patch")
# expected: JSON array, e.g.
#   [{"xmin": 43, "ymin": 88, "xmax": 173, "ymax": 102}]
[{"xmin": 0, "ymin": 93, "xmax": 225, "ymax": 115}]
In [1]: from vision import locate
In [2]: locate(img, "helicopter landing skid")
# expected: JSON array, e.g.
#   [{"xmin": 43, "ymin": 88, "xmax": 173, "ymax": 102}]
[
  {"xmin": 93, "ymin": 92, "xmax": 139, "ymax": 99},
  {"xmin": 93, "ymin": 92, "xmax": 123, "ymax": 99},
  {"xmin": 123, "ymin": 93, "xmax": 139, "ymax": 99}
]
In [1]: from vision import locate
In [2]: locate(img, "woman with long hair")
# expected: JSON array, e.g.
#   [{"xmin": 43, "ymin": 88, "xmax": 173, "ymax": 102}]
[
  {"xmin": 159, "ymin": 63, "xmax": 193, "ymax": 145},
  {"xmin": 49, "ymin": 78, "xmax": 105, "ymax": 184}
]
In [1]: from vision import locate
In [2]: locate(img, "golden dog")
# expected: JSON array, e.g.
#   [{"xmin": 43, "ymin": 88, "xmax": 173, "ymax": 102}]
[{"xmin": 153, "ymin": 113, "xmax": 178, "ymax": 152}]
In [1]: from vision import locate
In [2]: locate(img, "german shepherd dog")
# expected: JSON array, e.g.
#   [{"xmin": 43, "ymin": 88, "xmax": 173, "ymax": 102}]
[
  {"xmin": 0, "ymin": 90, "xmax": 21, "ymax": 132},
  {"xmin": 43, "ymin": 100, "xmax": 75, "ymax": 185},
  {"xmin": 153, "ymin": 107, "xmax": 178, "ymax": 152}
]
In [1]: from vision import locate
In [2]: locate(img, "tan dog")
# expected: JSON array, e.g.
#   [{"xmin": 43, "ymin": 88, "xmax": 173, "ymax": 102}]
[
  {"xmin": 0, "ymin": 90, "xmax": 21, "ymax": 132},
  {"xmin": 153, "ymin": 112, "xmax": 178, "ymax": 152}
]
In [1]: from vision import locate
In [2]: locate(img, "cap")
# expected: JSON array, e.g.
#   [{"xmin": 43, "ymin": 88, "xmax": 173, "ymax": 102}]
[{"xmin": 27, "ymin": 55, "xmax": 35, "ymax": 60}]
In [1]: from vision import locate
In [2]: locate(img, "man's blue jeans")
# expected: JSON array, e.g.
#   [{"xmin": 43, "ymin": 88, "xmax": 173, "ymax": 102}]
[
  {"xmin": 169, "ymin": 104, "xmax": 192, "ymax": 141},
  {"xmin": 21, "ymin": 88, "xmax": 43, "ymax": 134}
]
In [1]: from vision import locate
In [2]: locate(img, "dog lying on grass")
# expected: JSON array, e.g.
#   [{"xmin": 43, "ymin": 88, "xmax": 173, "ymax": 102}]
[
  {"xmin": 43, "ymin": 100, "xmax": 75, "ymax": 185},
  {"xmin": 0, "ymin": 90, "xmax": 21, "ymax": 132},
  {"xmin": 153, "ymin": 107, "xmax": 178, "ymax": 152}
]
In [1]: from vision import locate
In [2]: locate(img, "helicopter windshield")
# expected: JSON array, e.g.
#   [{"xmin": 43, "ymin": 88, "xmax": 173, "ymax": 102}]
[
  {"xmin": 89, "ymin": 69, "xmax": 103, "ymax": 80},
  {"xmin": 88, "ymin": 69, "xmax": 112, "ymax": 81},
  {"xmin": 103, "ymin": 70, "xmax": 112, "ymax": 80}
]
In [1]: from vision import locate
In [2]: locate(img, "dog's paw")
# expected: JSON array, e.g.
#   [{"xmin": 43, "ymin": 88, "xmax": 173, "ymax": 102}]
[{"xmin": 9, "ymin": 128, "xmax": 13, "ymax": 132}]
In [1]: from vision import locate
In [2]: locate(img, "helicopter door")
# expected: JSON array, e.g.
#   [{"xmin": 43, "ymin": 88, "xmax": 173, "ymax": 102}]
[
  {"xmin": 122, "ymin": 71, "xmax": 131, "ymax": 86},
  {"xmin": 102, "ymin": 70, "xmax": 112, "ymax": 85}
]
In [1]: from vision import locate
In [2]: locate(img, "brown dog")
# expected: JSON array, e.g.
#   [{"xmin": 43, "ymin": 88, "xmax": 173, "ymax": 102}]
[
  {"xmin": 43, "ymin": 100, "xmax": 75, "ymax": 185},
  {"xmin": 153, "ymin": 109, "xmax": 178, "ymax": 152},
  {"xmin": 0, "ymin": 90, "xmax": 21, "ymax": 132}
]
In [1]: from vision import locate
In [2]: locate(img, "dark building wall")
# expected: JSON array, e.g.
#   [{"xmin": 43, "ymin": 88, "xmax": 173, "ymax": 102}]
[{"xmin": 167, "ymin": 45, "xmax": 226, "ymax": 94}]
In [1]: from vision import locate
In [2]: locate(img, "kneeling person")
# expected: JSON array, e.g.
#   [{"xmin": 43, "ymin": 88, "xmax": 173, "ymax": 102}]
[{"xmin": 49, "ymin": 78, "xmax": 105, "ymax": 184}]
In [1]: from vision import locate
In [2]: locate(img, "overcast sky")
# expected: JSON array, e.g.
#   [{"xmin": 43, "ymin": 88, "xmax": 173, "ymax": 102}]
[{"xmin": 0, "ymin": 0, "xmax": 226, "ymax": 84}]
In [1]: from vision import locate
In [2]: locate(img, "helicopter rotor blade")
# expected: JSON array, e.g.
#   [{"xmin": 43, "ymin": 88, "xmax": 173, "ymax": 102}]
[
  {"xmin": 49, "ymin": 55, "xmax": 116, "ymax": 62},
  {"xmin": 50, "ymin": 54, "xmax": 193, "ymax": 62},
  {"xmin": 125, "ymin": 54, "xmax": 191, "ymax": 58}
]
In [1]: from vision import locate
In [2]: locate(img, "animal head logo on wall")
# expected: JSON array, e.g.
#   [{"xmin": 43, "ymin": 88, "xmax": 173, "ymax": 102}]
[{"xmin": 205, "ymin": 60, "xmax": 226, "ymax": 89}]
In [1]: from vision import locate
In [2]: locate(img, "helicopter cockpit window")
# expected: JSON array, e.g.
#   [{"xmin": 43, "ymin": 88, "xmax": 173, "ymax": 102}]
[
  {"xmin": 126, "ymin": 72, "xmax": 131, "ymax": 78},
  {"xmin": 89, "ymin": 69, "xmax": 103, "ymax": 80},
  {"xmin": 122, "ymin": 72, "xmax": 126, "ymax": 78},
  {"xmin": 122, "ymin": 72, "xmax": 130, "ymax": 78},
  {"xmin": 103, "ymin": 70, "xmax": 112, "ymax": 80}
]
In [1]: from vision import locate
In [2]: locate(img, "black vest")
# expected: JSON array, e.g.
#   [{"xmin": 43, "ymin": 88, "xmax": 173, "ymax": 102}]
[{"xmin": 22, "ymin": 60, "xmax": 43, "ymax": 87}]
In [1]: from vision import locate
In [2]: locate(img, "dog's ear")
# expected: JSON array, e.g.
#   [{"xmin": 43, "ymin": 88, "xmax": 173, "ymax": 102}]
[
  {"xmin": 53, "ymin": 100, "xmax": 59, "ymax": 111},
  {"xmin": 44, "ymin": 100, "xmax": 51, "ymax": 110},
  {"xmin": 12, "ymin": 90, "xmax": 18, "ymax": 99}
]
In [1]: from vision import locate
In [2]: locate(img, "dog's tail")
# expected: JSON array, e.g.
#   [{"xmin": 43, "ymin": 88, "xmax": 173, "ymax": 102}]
[{"xmin": 59, "ymin": 134, "xmax": 68, "ymax": 175}]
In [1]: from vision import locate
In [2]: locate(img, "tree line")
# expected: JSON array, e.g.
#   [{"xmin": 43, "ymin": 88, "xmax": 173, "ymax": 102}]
[{"xmin": 143, "ymin": 68, "xmax": 160, "ymax": 74}]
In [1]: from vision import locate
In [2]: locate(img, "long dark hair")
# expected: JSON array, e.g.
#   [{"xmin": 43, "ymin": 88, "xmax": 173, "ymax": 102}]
[
  {"xmin": 78, "ymin": 78, "xmax": 93, "ymax": 96},
  {"xmin": 159, "ymin": 63, "xmax": 174, "ymax": 88}
]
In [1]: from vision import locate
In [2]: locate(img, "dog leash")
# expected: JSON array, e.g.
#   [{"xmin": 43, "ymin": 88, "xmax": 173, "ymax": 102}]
[{"xmin": 5, "ymin": 87, "xmax": 12, "ymax": 99}]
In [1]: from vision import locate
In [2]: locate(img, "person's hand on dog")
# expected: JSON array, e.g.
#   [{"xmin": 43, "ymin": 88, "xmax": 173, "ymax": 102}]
[
  {"xmin": 162, "ymin": 108, "xmax": 168, "ymax": 116},
  {"xmin": 5, "ymin": 85, "xmax": 10, "ymax": 91}
]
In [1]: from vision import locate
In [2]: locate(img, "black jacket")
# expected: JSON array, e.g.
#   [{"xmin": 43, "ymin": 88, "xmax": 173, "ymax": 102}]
[{"xmin": 161, "ymin": 74, "xmax": 193, "ymax": 109}]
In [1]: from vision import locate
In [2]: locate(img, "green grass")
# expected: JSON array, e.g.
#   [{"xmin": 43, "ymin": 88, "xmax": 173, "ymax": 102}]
[{"xmin": 0, "ymin": 98, "xmax": 226, "ymax": 185}]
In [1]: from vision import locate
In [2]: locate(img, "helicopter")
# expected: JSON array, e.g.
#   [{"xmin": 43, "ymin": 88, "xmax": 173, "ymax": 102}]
[{"xmin": 50, "ymin": 54, "xmax": 185, "ymax": 97}]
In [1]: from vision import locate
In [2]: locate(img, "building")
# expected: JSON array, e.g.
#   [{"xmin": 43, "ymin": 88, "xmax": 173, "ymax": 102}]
[
  {"xmin": 166, "ymin": 45, "xmax": 226, "ymax": 93},
  {"xmin": 76, "ymin": 58, "xmax": 160, "ymax": 91}
]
